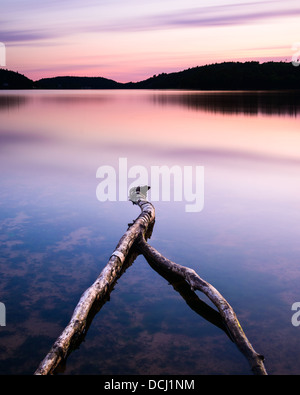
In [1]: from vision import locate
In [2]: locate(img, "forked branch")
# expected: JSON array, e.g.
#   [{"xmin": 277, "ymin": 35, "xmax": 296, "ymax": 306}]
[
  {"xmin": 135, "ymin": 234, "xmax": 267, "ymax": 375},
  {"xmin": 35, "ymin": 187, "xmax": 267, "ymax": 375}
]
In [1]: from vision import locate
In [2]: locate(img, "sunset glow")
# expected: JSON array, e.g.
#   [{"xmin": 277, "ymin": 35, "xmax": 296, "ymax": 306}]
[{"xmin": 1, "ymin": 0, "xmax": 300, "ymax": 82}]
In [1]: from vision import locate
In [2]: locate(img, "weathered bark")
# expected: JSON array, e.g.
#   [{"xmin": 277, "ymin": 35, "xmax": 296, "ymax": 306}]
[
  {"xmin": 35, "ymin": 188, "xmax": 267, "ymax": 375},
  {"xmin": 145, "ymin": 255, "xmax": 233, "ymax": 341},
  {"xmin": 135, "ymin": 235, "xmax": 268, "ymax": 376},
  {"xmin": 34, "ymin": 191, "xmax": 155, "ymax": 375}
]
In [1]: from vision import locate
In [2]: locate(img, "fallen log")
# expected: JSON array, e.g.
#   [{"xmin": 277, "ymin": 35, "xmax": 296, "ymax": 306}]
[
  {"xmin": 34, "ymin": 189, "xmax": 155, "ymax": 375},
  {"xmin": 35, "ymin": 186, "xmax": 267, "ymax": 375},
  {"xmin": 135, "ymin": 234, "xmax": 268, "ymax": 375},
  {"xmin": 145, "ymin": 255, "xmax": 233, "ymax": 341}
]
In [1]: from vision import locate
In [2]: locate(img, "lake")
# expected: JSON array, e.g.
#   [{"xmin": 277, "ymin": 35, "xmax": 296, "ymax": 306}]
[{"xmin": 0, "ymin": 89, "xmax": 300, "ymax": 375}]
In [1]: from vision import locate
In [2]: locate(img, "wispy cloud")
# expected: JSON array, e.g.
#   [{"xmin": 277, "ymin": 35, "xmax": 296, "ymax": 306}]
[
  {"xmin": 1, "ymin": 0, "xmax": 300, "ymax": 43},
  {"xmin": 1, "ymin": 0, "xmax": 298, "ymax": 80},
  {"xmin": 163, "ymin": 4, "xmax": 300, "ymax": 28},
  {"xmin": 0, "ymin": 29, "xmax": 55, "ymax": 43},
  {"xmin": 84, "ymin": 1, "xmax": 300, "ymax": 33}
]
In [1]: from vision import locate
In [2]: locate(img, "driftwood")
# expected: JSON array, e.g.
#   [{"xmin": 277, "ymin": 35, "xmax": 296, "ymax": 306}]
[
  {"xmin": 145, "ymin": 255, "xmax": 233, "ymax": 341},
  {"xmin": 135, "ymin": 235, "xmax": 267, "ymax": 375},
  {"xmin": 35, "ymin": 186, "xmax": 267, "ymax": 375},
  {"xmin": 34, "ymin": 190, "xmax": 155, "ymax": 375}
]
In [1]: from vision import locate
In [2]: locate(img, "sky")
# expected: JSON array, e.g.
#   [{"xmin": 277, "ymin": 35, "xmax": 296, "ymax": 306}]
[{"xmin": 0, "ymin": 0, "xmax": 300, "ymax": 82}]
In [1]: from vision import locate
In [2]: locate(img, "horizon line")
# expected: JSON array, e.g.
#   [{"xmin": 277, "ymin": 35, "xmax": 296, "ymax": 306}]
[{"xmin": 0, "ymin": 59, "xmax": 294, "ymax": 85}]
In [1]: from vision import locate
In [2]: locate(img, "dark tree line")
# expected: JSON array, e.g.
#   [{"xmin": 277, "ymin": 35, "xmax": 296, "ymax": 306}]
[
  {"xmin": 129, "ymin": 62, "xmax": 300, "ymax": 90},
  {"xmin": 1, "ymin": 61, "xmax": 299, "ymax": 90}
]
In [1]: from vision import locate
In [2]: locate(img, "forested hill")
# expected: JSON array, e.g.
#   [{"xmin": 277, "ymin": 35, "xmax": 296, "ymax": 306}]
[
  {"xmin": 35, "ymin": 75, "xmax": 121, "ymax": 89},
  {"xmin": 1, "ymin": 61, "xmax": 299, "ymax": 90},
  {"xmin": 0, "ymin": 68, "xmax": 34, "ymax": 89},
  {"xmin": 0, "ymin": 69, "xmax": 121, "ymax": 89},
  {"xmin": 127, "ymin": 62, "xmax": 300, "ymax": 90}
]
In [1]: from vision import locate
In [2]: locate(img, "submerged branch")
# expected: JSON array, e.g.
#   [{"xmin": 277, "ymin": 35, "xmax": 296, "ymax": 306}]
[
  {"xmin": 145, "ymin": 255, "xmax": 233, "ymax": 341},
  {"xmin": 35, "ymin": 187, "xmax": 267, "ymax": 375},
  {"xmin": 34, "ymin": 190, "xmax": 155, "ymax": 375},
  {"xmin": 135, "ymin": 235, "xmax": 267, "ymax": 375}
]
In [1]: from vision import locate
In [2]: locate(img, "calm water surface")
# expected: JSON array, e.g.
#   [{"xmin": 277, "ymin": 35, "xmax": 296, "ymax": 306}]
[{"xmin": 0, "ymin": 90, "xmax": 300, "ymax": 375}]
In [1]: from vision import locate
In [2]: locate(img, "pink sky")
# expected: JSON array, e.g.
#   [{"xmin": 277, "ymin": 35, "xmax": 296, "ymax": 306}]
[{"xmin": 1, "ymin": 0, "xmax": 300, "ymax": 82}]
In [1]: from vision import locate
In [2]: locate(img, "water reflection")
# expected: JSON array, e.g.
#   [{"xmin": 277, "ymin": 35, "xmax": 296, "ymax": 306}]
[
  {"xmin": 145, "ymin": 256, "xmax": 232, "ymax": 341},
  {"xmin": 0, "ymin": 90, "xmax": 300, "ymax": 375},
  {"xmin": 0, "ymin": 130, "xmax": 51, "ymax": 147},
  {"xmin": 53, "ymin": 240, "xmax": 234, "ymax": 374},
  {"xmin": 53, "ymin": 247, "xmax": 141, "ymax": 374},
  {"xmin": 0, "ymin": 94, "xmax": 28, "ymax": 112},
  {"xmin": 1, "ymin": 90, "xmax": 300, "ymax": 117},
  {"xmin": 151, "ymin": 90, "xmax": 300, "ymax": 117},
  {"xmin": 40, "ymin": 93, "xmax": 115, "ymax": 106}
]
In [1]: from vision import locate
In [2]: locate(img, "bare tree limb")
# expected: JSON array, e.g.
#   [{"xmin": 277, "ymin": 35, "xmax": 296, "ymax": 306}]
[
  {"xmin": 35, "ymin": 188, "xmax": 267, "ymax": 375},
  {"xmin": 145, "ymin": 255, "xmax": 233, "ymax": 341},
  {"xmin": 135, "ymin": 234, "xmax": 268, "ymax": 375},
  {"xmin": 34, "ymin": 190, "xmax": 154, "ymax": 375}
]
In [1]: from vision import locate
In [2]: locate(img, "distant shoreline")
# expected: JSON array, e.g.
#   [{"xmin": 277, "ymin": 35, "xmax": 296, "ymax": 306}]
[{"xmin": 1, "ymin": 61, "xmax": 300, "ymax": 90}]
